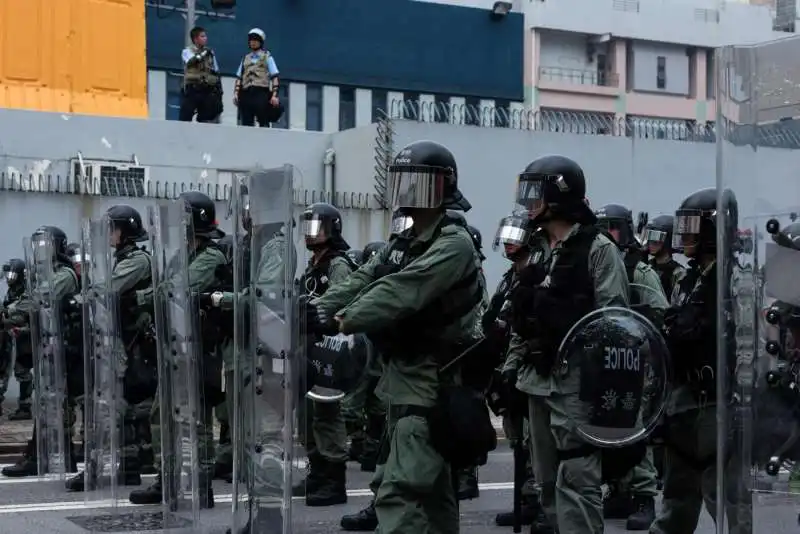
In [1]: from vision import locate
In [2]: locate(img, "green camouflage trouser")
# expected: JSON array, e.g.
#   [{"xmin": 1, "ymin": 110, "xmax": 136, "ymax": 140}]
[
  {"xmin": 0, "ymin": 360, "xmax": 33, "ymax": 407},
  {"xmin": 341, "ymin": 372, "xmax": 385, "ymax": 457},
  {"xmin": 150, "ymin": 392, "xmax": 216, "ymax": 480},
  {"xmin": 298, "ymin": 396, "xmax": 348, "ymax": 463}
]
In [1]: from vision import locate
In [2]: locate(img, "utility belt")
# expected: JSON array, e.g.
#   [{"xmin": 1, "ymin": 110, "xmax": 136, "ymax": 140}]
[{"xmin": 185, "ymin": 81, "xmax": 220, "ymax": 92}]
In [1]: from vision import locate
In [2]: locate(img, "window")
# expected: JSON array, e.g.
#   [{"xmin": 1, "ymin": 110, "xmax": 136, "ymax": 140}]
[
  {"xmin": 166, "ymin": 72, "xmax": 183, "ymax": 121},
  {"xmin": 464, "ymin": 96, "xmax": 480, "ymax": 126},
  {"xmin": 403, "ymin": 92, "xmax": 420, "ymax": 120},
  {"xmin": 306, "ymin": 84, "xmax": 323, "ymax": 131},
  {"xmin": 339, "ymin": 87, "xmax": 356, "ymax": 130},
  {"xmin": 596, "ymin": 54, "xmax": 608, "ymax": 86},
  {"xmin": 656, "ymin": 56, "xmax": 666, "ymax": 90},
  {"xmin": 371, "ymin": 89, "xmax": 388, "ymax": 122},
  {"xmin": 494, "ymin": 99, "xmax": 511, "ymax": 128},
  {"xmin": 272, "ymin": 84, "xmax": 289, "ymax": 129},
  {"xmin": 434, "ymin": 94, "xmax": 450, "ymax": 123}
]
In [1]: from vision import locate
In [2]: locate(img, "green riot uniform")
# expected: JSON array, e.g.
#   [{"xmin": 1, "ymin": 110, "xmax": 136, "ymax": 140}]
[
  {"xmin": 504, "ymin": 226, "xmax": 629, "ymax": 534},
  {"xmin": 133, "ymin": 242, "xmax": 226, "ymax": 487},
  {"xmin": 0, "ymin": 278, "xmax": 33, "ymax": 416},
  {"xmin": 340, "ymin": 345, "xmax": 385, "ymax": 470},
  {"xmin": 316, "ymin": 215, "xmax": 483, "ymax": 534},
  {"xmin": 293, "ymin": 253, "xmax": 354, "ymax": 504}
]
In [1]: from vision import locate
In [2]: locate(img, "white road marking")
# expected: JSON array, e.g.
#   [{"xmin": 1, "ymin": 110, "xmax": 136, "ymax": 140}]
[{"xmin": 0, "ymin": 482, "xmax": 514, "ymax": 514}]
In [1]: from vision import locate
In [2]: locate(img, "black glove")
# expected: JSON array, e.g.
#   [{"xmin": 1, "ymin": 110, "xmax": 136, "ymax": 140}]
[
  {"xmin": 502, "ymin": 367, "xmax": 518, "ymax": 388},
  {"xmin": 300, "ymin": 296, "xmax": 338, "ymax": 338},
  {"xmin": 199, "ymin": 292, "xmax": 212, "ymax": 308}
]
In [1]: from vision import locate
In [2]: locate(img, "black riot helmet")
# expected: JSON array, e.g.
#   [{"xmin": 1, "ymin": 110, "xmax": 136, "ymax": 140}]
[
  {"xmin": 643, "ymin": 215, "xmax": 674, "ymax": 255},
  {"xmin": 65, "ymin": 242, "xmax": 87, "ymax": 277},
  {"xmin": 107, "ymin": 204, "xmax": 148, "ymax": 244},
  {"xmin": 362, "ymin": 241, "xmax": 385, "ymax": 264},
  {"xmin": 345, "ymin": 249, "xmax": 363, "ymax": 267},
  {"xmin": 772, "ymin": 222, "xmax": 800, "ymax": 250},
  {"xmin": 302, "ymin": 202, "xmax": 349, "ymax": 251},
  {"xmin": 32, "ymin": 226, "xmax": 68, "ymax": 256},
  {"xmin": 515, "ymin": 155, "xmax": 595, "ymax": 225},
  {"xmin": 673, "ymin": 187, "xmax": 738, "ymax": 258},
  {"xmin": 239, "ymin": 182, "xmax": 253, "ymax": 232},
  {"xmin": 389, "ymin": 210, "xmax": 414, "ymax": 237},
  {"xmin": 179, "ymin": 191, "xmax": 225, "ymax": 239},
  {"xmin": 3, "ymin": 258, "xmax": 25, "ymax": 286},
  {"xmin": 595, "ymin": 204, "xmax": 635, "ymax": 248},
  {"xmin": 387, "ymin": 140, "xmax": 471, "ymax": 212}
]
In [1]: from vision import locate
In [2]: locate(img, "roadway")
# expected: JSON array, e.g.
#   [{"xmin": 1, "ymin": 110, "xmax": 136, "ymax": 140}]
[{"xmin": 0, "ymin": 447, "xmax": 795, "ymax": 533}]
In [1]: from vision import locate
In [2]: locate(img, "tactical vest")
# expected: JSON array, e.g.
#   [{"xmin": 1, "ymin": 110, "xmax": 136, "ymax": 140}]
[
  {"xmin": 240, "ymin": 50, "xmax": 272, "ymax": 90},
  {"xmin": 368, "ymin": 220, "xmax": 484, "ymax": 355},
  {"xmin": 533, "ymin": 226, "xmax": 597, "ymax": 374},
  {"xmin": 301, "ymin": 250, "xmax": 358, "ymax": 298},
  {"xmin": 651, "ymin": 258, "xmax": 681, "ymax": 301},
  {"xmin": 184, "ymin": 45, "xmax": 219, "ymax": 86}
]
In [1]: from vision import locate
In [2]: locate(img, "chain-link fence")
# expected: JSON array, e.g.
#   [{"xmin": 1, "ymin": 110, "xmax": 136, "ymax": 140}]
[{"xmin": 388, "ymin": 99, "xmax": 800, "ymax": 148}]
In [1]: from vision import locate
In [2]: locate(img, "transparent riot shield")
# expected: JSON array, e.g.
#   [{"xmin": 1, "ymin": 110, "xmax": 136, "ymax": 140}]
[
  {"xmin": 148, "ymin": 201, "xmax": 202, "ymax": 530},
  {"xmin": 22, "ymin": 233, "xmax": 69, "ymax": 479},
  {"xmin": 81, "ymin": 215, "xmax": 124, "ymax": 506},
  {"xmin": 231, "ymin": 166, "xmax": 298, "ymax": 534},
  {"xmin": 717, "ymin": 36, "xmax": 800, "ymax": 531},
  {"xmin": 558, "ymin": 307, "xmax": 669, "ymax": 479}
]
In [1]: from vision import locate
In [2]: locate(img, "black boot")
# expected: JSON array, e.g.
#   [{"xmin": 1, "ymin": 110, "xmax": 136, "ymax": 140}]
[
  {"xmin": 306, "ymin": 459, "xmax": 347, "ymax": 507},
  {"xmin": 292, "ymin": 452, "xmax": 323, "ymax": 497},
  {"xmin": 8, "ymin": 405, "xmax": 32, "ymax": 421},
  {"xmin": 625, "ymin": 496, "xmax": 655, "ymax": 531},
  {"xmin": 65, "ymin": 469, "xmax": 142, "ymax": 492},
  {"xmin": 603, "ymin": 486, "xmax": 633, "ymax": 519},
  {"xmin": 199, "ymin": 477, "xmax": 215, "ymax": 509},
  {"xmin": 2, "ymin": 438, "xmax": 38, "ymax": 478},
  {"xmin": 214, "ymin": 461, "xmax": 233, "ymax": 480},
  {"xmin": 129, "ymin": 474, "xmax": 163, "ymax": 505},
  {"xmin": 139, "ymin": 446, "xmax": 156, "ymax": 475},
  {"xmin": 456, "ymin": 467, "xmax": 479, "ymax": 501},
  {"xmin": 340, "ymin": 500, "xmax": 378, "ymax": 531}
]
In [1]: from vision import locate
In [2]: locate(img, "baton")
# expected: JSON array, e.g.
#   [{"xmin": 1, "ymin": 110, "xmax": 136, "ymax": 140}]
[{"xmin": 439, "ymin": 337, "xmax": 488, "ymax": 374}]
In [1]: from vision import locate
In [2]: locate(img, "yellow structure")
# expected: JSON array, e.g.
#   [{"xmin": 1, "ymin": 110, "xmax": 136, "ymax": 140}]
[{"xmin": 0, "ymin": 0, "xmax": 148, "ymax": 118}]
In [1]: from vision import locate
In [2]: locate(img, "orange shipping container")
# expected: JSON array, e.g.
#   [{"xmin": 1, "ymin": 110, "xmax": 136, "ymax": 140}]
[{"xmin": 0, "ymin": 0, "xmax": 147, "ymax": 118}]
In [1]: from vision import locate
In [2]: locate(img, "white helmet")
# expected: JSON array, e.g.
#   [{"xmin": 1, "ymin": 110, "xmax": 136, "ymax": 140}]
[{"xmin": 247, "ymin": 28, "xmax": 266, "ymax": 42}]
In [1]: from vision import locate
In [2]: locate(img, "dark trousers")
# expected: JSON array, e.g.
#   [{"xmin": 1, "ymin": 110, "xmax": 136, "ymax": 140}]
[
  {"xmin": 179, "ymin": 84, "xmax": 219, "ymax": 123},
  {"xmin": 239, "ymin": 87, "xmax": 283, "ymax": 127}
]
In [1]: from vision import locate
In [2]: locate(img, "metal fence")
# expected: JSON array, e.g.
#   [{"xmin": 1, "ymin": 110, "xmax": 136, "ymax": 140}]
[{"xmin": 388, "ymin": 99, "xmax": 800, "ymax": 149}]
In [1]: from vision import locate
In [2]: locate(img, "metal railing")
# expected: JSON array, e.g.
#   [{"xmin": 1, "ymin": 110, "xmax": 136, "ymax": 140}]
[
  {"xmin": 538, "ymin": 67, "xmax": 619, "ymax": 88},
  {"xmin": 388, "ymin": 99, "xmax": 800, "ymax": 148}
]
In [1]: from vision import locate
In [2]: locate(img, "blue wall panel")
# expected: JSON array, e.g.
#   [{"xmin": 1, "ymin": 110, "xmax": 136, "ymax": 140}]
[{"xmin": 146, "ymin": 0, "xmax": 524, "ymax": 101}]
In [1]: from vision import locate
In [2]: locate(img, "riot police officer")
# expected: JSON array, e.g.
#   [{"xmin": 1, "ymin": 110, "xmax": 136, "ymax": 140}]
[
  {"xmin": 129, "ymin": 192, "xmax": 227, "ymax": 507},
  {"xmin": 212, "ymin": 233, "xmax": 235, "ymax": 481},
  {"xmin": 595, "ymin": 204, "xmax": 667, "ymax": 529},
  {"xmin": 642, "ymin": 215, "xmax": 685, "ymax": 300},
  {"xmin": 312, "ymin": 140, "xmax": 488, "ymax": 533},
  {"xmin": 506, "ymin": 155, "xmax": 630, "ymax": 533},
  {"xmin": 0, "ymin": 259, "xmax": 32, "ymax": 419},
  {"xmin": 66, "ymin": 205, "xmax": 154, "ymax": 492},
  {"xmin": 3, "ymin": 226, "xmax": 80, "ymax": 477},
  {"xmin": 293, "ymin": 202, "xmax": 356, "ymax": 507},
  {"xmin": 490, "ymin": 214, "xmax": 548, "ymax": 528},
  {"xmin": 650, "ymin": 188, "xmax": 749, "ymax": 533}
]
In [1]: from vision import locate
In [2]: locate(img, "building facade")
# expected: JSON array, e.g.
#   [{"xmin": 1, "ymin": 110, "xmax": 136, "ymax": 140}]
[{"xmin": 145, "ymin": 0, "xmax": 524, "ymax": 131}]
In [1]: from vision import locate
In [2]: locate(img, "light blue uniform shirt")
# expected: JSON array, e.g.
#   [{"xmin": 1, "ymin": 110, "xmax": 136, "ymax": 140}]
[
  {"xmin": 181, "ymin": 47, "xmax": 220, "ymax": 72},
  {"xmin": 236, "ymin": 51, "xmax": 279, "ymax": 78}
]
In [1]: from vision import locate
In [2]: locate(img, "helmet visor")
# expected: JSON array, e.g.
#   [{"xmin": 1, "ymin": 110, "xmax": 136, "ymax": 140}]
[
  {"xmin": 390, "ymin": 214, "xmax": 413, "ymax": 236},
  {"xmin": 301, "ymin": 213, "xmax": 331, "ymax": 240},
  {"xmin": 493, "ymin": 215, "xmax": 530, "ymax": 251},
  {"xmin": 5, "ymin": 271, "xmax": 18, "ymax": 284},
  {"xmin": 672, "ymin": 209, "xmax": 703, "ymax": 250},
  {"xmin": 514, "ymin": 174, "xmax": 552, "ymax": 214},
  {"xmin": 643, "ymin": 228, "xmax": 668, "ymax": 246},
  {"xmin": 387, "ymin": 165, "xmax": 446, "ymax": 209}
]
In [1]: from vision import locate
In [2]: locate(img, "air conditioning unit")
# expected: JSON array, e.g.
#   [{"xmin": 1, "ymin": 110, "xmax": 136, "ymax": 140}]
[{"xmin": 71, "ymin": 159, "xmax": 151, "ymax": 197}]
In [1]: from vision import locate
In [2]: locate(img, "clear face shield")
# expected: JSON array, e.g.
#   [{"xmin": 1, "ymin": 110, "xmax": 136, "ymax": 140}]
[
  {"xmin": 302, "ymin": 213, "xmax": 332, "ymax": 245},
  {"xmin": 672, "ymin": 209, "xmax": 703, "ymax": 254},
  {"xmin": 387, "ymin": 165, "xmax": 447, "ymax": 210},
  {"xmin": 493, "ymin": 215, "xmax": 532, "ymax": 258},
  {"xmin": 32, "ymin": 235, "xmax": 54, "ymax": 264},
  {"xmin": 642, "ymin": 227, "xmax": 668, "ymax": 254},
  {"xmin": 389, "ymin": 214, "xmax": 414, "ymax": 236}
]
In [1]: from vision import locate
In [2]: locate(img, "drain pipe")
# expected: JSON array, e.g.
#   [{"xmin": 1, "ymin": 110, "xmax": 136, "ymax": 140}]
[{"xmin": 323, "ymin": 148, "xmax": 336, "ymax": 202}]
